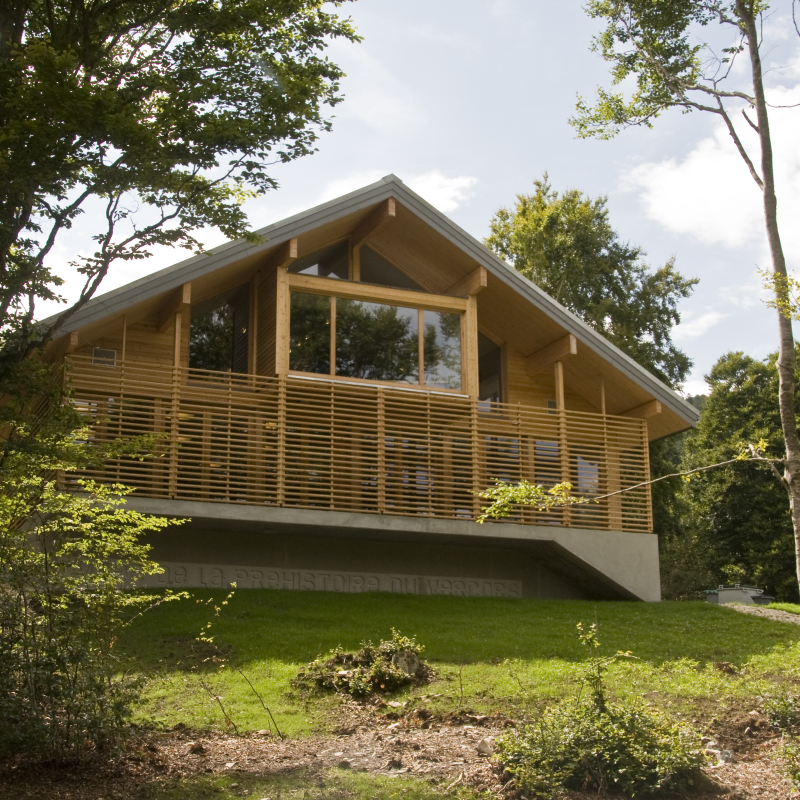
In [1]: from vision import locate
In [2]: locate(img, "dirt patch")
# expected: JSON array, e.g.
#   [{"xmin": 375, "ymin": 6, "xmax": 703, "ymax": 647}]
[{"xmin": 1, "ymin": 702, "xmax": 797, "ymax": 800}]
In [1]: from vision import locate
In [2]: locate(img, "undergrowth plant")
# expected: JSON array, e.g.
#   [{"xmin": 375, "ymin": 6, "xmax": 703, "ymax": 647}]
[
  {"xmin": 293, "ymin": 629, "xmax": 429, "ymax": 699},
  {"xmin": 496, "ymin": 623, "xmax": 705, "ymax": 798}
]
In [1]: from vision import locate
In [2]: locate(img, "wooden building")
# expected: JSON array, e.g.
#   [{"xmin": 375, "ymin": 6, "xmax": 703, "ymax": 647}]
[{"xmin": 46, "ymin": 176, "xmax": 698, "ymax": 601}]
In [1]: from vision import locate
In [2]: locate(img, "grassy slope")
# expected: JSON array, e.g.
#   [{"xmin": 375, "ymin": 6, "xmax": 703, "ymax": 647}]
[{"xmin": 120, "ymin": 591, "xmax": 800, "ymax": 737}]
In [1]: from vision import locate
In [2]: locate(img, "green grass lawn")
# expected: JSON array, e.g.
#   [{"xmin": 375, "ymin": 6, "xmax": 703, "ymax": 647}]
[{"xmin": 120, "ymin": 591, "xmax": 800, "ymax": 737}]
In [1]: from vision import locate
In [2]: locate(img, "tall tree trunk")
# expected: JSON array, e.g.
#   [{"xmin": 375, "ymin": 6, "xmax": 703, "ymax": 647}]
[{"xmin": 738, "ymin": 1, "xmax": 800, "ymax": 595}]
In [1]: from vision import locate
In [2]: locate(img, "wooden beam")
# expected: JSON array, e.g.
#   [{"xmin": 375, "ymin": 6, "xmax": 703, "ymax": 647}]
[
  {"xmin": 263, "ymin": 238, "xmax": 298, "ymax": 274},
  {"xmin": 526, "ymin": 334, "xmax": 577, "ymax": 376},
  {"xmin": 157, "ymin": 282, "xmax": 191, "ymax": 332},
  {"xmin": 620, "ymin": 399, "xmax": 662, "ymax": 419},
  {"xmin": 47, "ymin": 331, "xmax": 80, "ymax": 361},
  {"xmin": 554, "ymin": 360, "xmax": 565, "ymax": 411},
  {"xmin": 351, "ymin": 198, "xmax": 396, "ymax": 249},
  {"xmin": 445, "ymin": 266, "xmax": 487, "ymax": 297}
]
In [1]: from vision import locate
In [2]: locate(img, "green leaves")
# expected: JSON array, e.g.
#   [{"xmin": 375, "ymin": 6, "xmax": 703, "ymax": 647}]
[
  {"xmin": 0, "ymin": 0, "xmax": 360, "ymax": 362},
  {"xmin": 485, "ymin": 174, "xmax": 696, "ymax": 388}
]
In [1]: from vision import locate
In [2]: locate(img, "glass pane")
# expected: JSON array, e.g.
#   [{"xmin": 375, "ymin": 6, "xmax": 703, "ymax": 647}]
[
  {"xmin": 422, "ymin": 310, "xmax": 462, "ymax": 390},
  {"xmin": 336, "ymin": 299, "xmax": 419, "ymax": 383},
  {"xmin": 290, "ymin": 292, "xmax": 331, "ymax": 374},
  {"xmin": 478, "ymin": 333, "xmax": 502, "ymax": 403},
  {"xmin": 360, "ymin": 247, "xmax": 423, "ymax": 291},
  {"xmin": 289, "ymin": 240, "xmax": 349, "ymax": 280},
  {"xmin": 189, "ymin": 284, "xmax": 249, "ymax": 373}
]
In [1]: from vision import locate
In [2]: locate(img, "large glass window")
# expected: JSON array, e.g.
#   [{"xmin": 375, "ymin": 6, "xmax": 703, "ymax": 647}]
[
  {"xmin": 289, "ymin": 291, "xmax": 463, "ymax": 391},
  {"xmin": 289, "ymin": 240, "xmax": 349, "ymax": 280},
  {"xmin": 190, "ymin": 285, "xmax": 249, "ymax": 372},
  {"xmin": 289, "ymin": 293, "xmax": 331, "ymax": 374},
  {"xmin": 423, "ymin": 309, "xmax": 461, "ymax": 389},
  {"xmin": 336, "ymin": 299, "xmax": 419, "ymax": 383}
]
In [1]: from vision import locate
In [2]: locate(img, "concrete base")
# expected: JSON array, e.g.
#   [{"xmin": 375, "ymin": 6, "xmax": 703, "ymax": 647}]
[{"xmin": 129, "ymin": 499, "xmax": 661, "ymax": 602}]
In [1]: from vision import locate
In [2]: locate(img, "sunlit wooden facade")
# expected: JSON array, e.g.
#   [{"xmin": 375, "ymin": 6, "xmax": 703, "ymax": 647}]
[{"xmin": 47, "ymin": 176, "xmax": 699, "ymax": 600}]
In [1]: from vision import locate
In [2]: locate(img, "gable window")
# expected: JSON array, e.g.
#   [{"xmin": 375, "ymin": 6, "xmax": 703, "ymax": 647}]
[
  {"xmin": 289, "ymin": 291, "xmax": 462, "ymax": 391},
  {"xmin": 360, "ymin": 246, "xmax": 423, "ymax": 291},
  {"xmin": 289, "ymin": 240, "xmax": 349, "ymax": 280},
  {"xmin": 189, "ymin": 285, "xmax": 249, "ymax": 373}
]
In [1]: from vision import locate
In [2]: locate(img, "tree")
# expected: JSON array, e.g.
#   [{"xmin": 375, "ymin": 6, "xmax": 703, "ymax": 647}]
[
  {"xmin": 571, "ymin": 1, "xmax": 800, "ymax": 594},
  {"xmin": 485, "ymin": 177, "xmax": 696, "ymax": 546},
  {"xmin": 485, "ymin": 175, "xmax": 696, "ymax": 389},
  {"xmin": 0, "ymin": 0, "xmax": 359, "ymax": 371},
  {"xmin": 676, "ymin": 351, "xmax": 799, "ymax": 601}
]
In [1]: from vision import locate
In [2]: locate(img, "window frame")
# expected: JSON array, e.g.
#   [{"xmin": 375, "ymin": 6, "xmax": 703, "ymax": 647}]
[{"xmin": 285, "ymin": 272, "xmax": 469, "ymax": 394}]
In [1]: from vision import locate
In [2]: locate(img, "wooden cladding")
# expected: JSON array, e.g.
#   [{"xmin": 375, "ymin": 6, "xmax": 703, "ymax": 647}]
[{"xmin": 64, "ymin": 355, "xmax": 653, "ymax": 533}]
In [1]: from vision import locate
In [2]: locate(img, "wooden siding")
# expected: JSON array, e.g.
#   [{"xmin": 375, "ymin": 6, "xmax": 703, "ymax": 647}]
[
  {"xmin": 65, "ymin": 355, "xmax": 653, "ymax": 533},
  {"xmin": 256, "ymin": 267, "xmax": 278, "ymax": 376}
]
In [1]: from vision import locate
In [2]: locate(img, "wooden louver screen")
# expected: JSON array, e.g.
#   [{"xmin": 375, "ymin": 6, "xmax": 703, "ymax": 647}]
[{"xmin": 64, "ymin": 355, "xmax": 653, "ymax": 533}]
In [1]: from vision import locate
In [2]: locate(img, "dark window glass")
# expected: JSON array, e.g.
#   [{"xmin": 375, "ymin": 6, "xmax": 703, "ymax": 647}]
[
  {"xmin": 360, "ymin": 247, "xmax": 423, "ymax": 291},
  {"xmin": 289, "ymin": 240, "xmax": 349, "ymax": 280},
  {"xmin": 423, "ymin": 310, "xmax": 462, "ymax": 390},
  {"xmin": 190, "ymin": 285, "xmax": 249, "ymax": 373},
  {"xmin": 336, "ymin": 299, "xmax": 419, "ymax": 383},
  {"xmin": 478, "ymin": 333, "xmax": 502, "ymax": 402},
  {"xmin": 290, "ymin": 292, "xmax": 331, "ymax": 374}
]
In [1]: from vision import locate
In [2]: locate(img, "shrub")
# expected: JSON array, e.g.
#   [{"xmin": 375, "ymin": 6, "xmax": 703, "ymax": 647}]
[
  {"xmin": 496, "ymin": 624, "xmax": 705, "ymax": 798},
  {"xmin": 762, "ymin": 689, "xmax": 800, "ymax": 729},
  {"xmin": 0, "ymin": 476, "xmax": 177, "ymax": 761},
  {"xmin": 293, "ymin": 629, "xmax": 432, "ymax": 699}
]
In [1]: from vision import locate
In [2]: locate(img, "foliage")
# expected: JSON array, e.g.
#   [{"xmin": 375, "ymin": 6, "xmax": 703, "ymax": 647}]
[
  {"xmin": 0, "ymin": 0, "xmax": 359, "ymax": 368},
  {"xmin": 0, "ymin": 470, "xmax": 178, "ymax": 761},
  {"xmin": 485, "ymin": 174, "xmax": 696, "ymax": 389},
  {"xmin": 293, "ymin": 629, "xmax": 430, "ymax": 699},
  {"xmin": 780, "ymin": 738, "xmax": 800, "ymax": 789},
  {"xmin": 761, "ymin": 688, "xmax": 800, "ymax": 729},
  {"xmin": 496, "ymin": 624, "xmax": 704, "ymax": 798},
  {"xmin": 571, "ymin": 0, "xmax": 800, "ymax": 598},
  {"xmin": 679, "ymin": 350, "xmax": 800, "ymax": 600},
  {"xmin": 477, "ymin": 479, "xmax": 577, "ymax": 523}
]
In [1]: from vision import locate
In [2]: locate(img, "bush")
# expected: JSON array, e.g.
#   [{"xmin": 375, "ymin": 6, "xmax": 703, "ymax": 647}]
[
  {"xmin": 0, "ymin": 476, "xmax": 176, "ymax": 761},
  {"xmin": 762, "ymin": 689, "xmax": 800, "ymax": 729},
  {"xmin": 293, "ymin": 629, "xmax": 432, "ymax": 699},
  {"xmin": 496, "ymin": 624, "xmax": 704, "ymax": 798}
]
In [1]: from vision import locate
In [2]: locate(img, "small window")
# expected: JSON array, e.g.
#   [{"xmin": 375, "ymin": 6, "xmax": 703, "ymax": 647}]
[
  {"xmin": 190, "ymin": 285, "xmax": 249, "ymax": 373},
  {"xmin": 289, "ymin": 240, "xmax": 349, "ymax": 280},
  {"xmin": 92, "ymin": 347, "xmax": 116, "ymax": 366},
  {"xmin": 360, "ymin": 247, "xmax": 423, "ymax": 291}
]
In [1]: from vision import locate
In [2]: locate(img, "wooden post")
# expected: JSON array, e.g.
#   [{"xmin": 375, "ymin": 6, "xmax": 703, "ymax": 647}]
[
  {"xmin": 169, "ymin": 311, "xmax": 182, "ymax": 498},
  {"xmin": 470, "ymin": 399, "xmax": 481, "ymax": 519},
  {"xmin": 351, "ymin": 243, "xmax": 361, "ymax": 282},
  {"xmin": 121, "ymin": 315, "xmax": 127, "ymax": 362},
  {"xmin": 377, "ymin": 387, "xmax": 386, "ymax": 513},
  {"xmin": 554, "ymin": 361, "xmax": 570, "ymax": 526},
  {"xmin": 276, "ymin": 266, "xmax": 290, "ymax": 374},
  {"xmin": 277, "ymin": 375, "xmax": 286, "ymax": 506},
  {"xmin": 463, "ymin": 295, "xmax": 479, "ymax": 397},
  {"xmin": 249, "ymin": 275, "xmax": 259, "ymax": 377}
]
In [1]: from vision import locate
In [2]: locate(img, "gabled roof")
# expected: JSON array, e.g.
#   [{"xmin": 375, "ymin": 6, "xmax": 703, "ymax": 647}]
[{"xmin": 47, "ymin": 174, "xmax": 699, "ymax": 428}]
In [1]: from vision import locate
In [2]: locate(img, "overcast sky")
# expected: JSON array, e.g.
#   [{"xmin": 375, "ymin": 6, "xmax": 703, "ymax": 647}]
[{"xmin": 46, "ymin": 0, "xmax": 800, "ymax": 396}]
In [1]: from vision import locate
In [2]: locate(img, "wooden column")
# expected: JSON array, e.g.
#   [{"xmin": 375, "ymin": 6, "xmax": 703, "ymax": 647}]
[
  {"xmin": 275, "ymin": 266, "xmax": 290, "ymax": 374},
  {"xmin": 276, "ymin": 375, "xmax": 286, "ymax": 507},
  {"xmin": 555, "ymin": 360, "xmax": 570, "ymax": 526},
  {"xmin": 463, "ymin": 295, "xmax": 479, "ymax": 397}
]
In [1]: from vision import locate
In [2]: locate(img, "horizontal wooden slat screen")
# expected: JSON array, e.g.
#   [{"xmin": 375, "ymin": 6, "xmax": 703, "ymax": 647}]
[{"xmin": 64, "ymin": 355, "xmax": 653, "ymax": 532}]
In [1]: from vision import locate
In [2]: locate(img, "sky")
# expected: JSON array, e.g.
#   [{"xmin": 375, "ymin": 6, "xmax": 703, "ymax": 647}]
[{"xmin": 44, "ymin": 0, "xmax": 800, "ymax": 397}]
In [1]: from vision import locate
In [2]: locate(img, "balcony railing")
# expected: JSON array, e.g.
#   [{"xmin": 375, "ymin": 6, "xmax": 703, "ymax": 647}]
[{"xmin": 64, "ymin": 355, "xmax": 653, "ymax": 532}]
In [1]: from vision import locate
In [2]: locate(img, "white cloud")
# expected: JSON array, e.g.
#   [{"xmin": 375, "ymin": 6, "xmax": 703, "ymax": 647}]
[
  {"xmin": 673, "ymin": 309, "xmax": 727, "ymax": 341},
  {"xmin": 407, "ymin": 170, "xmax": 478, "ymax": 212},
  {"xmin": 316, "ymin": 169, "xmax": 478, "ymax": 213},
  {"xmin": 682, "ymin": 378, "xmax": 710, "ymax": 397},
  {"xmin": 621, "ymin": 82, "xmax": 800, "ymax": 264}
]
